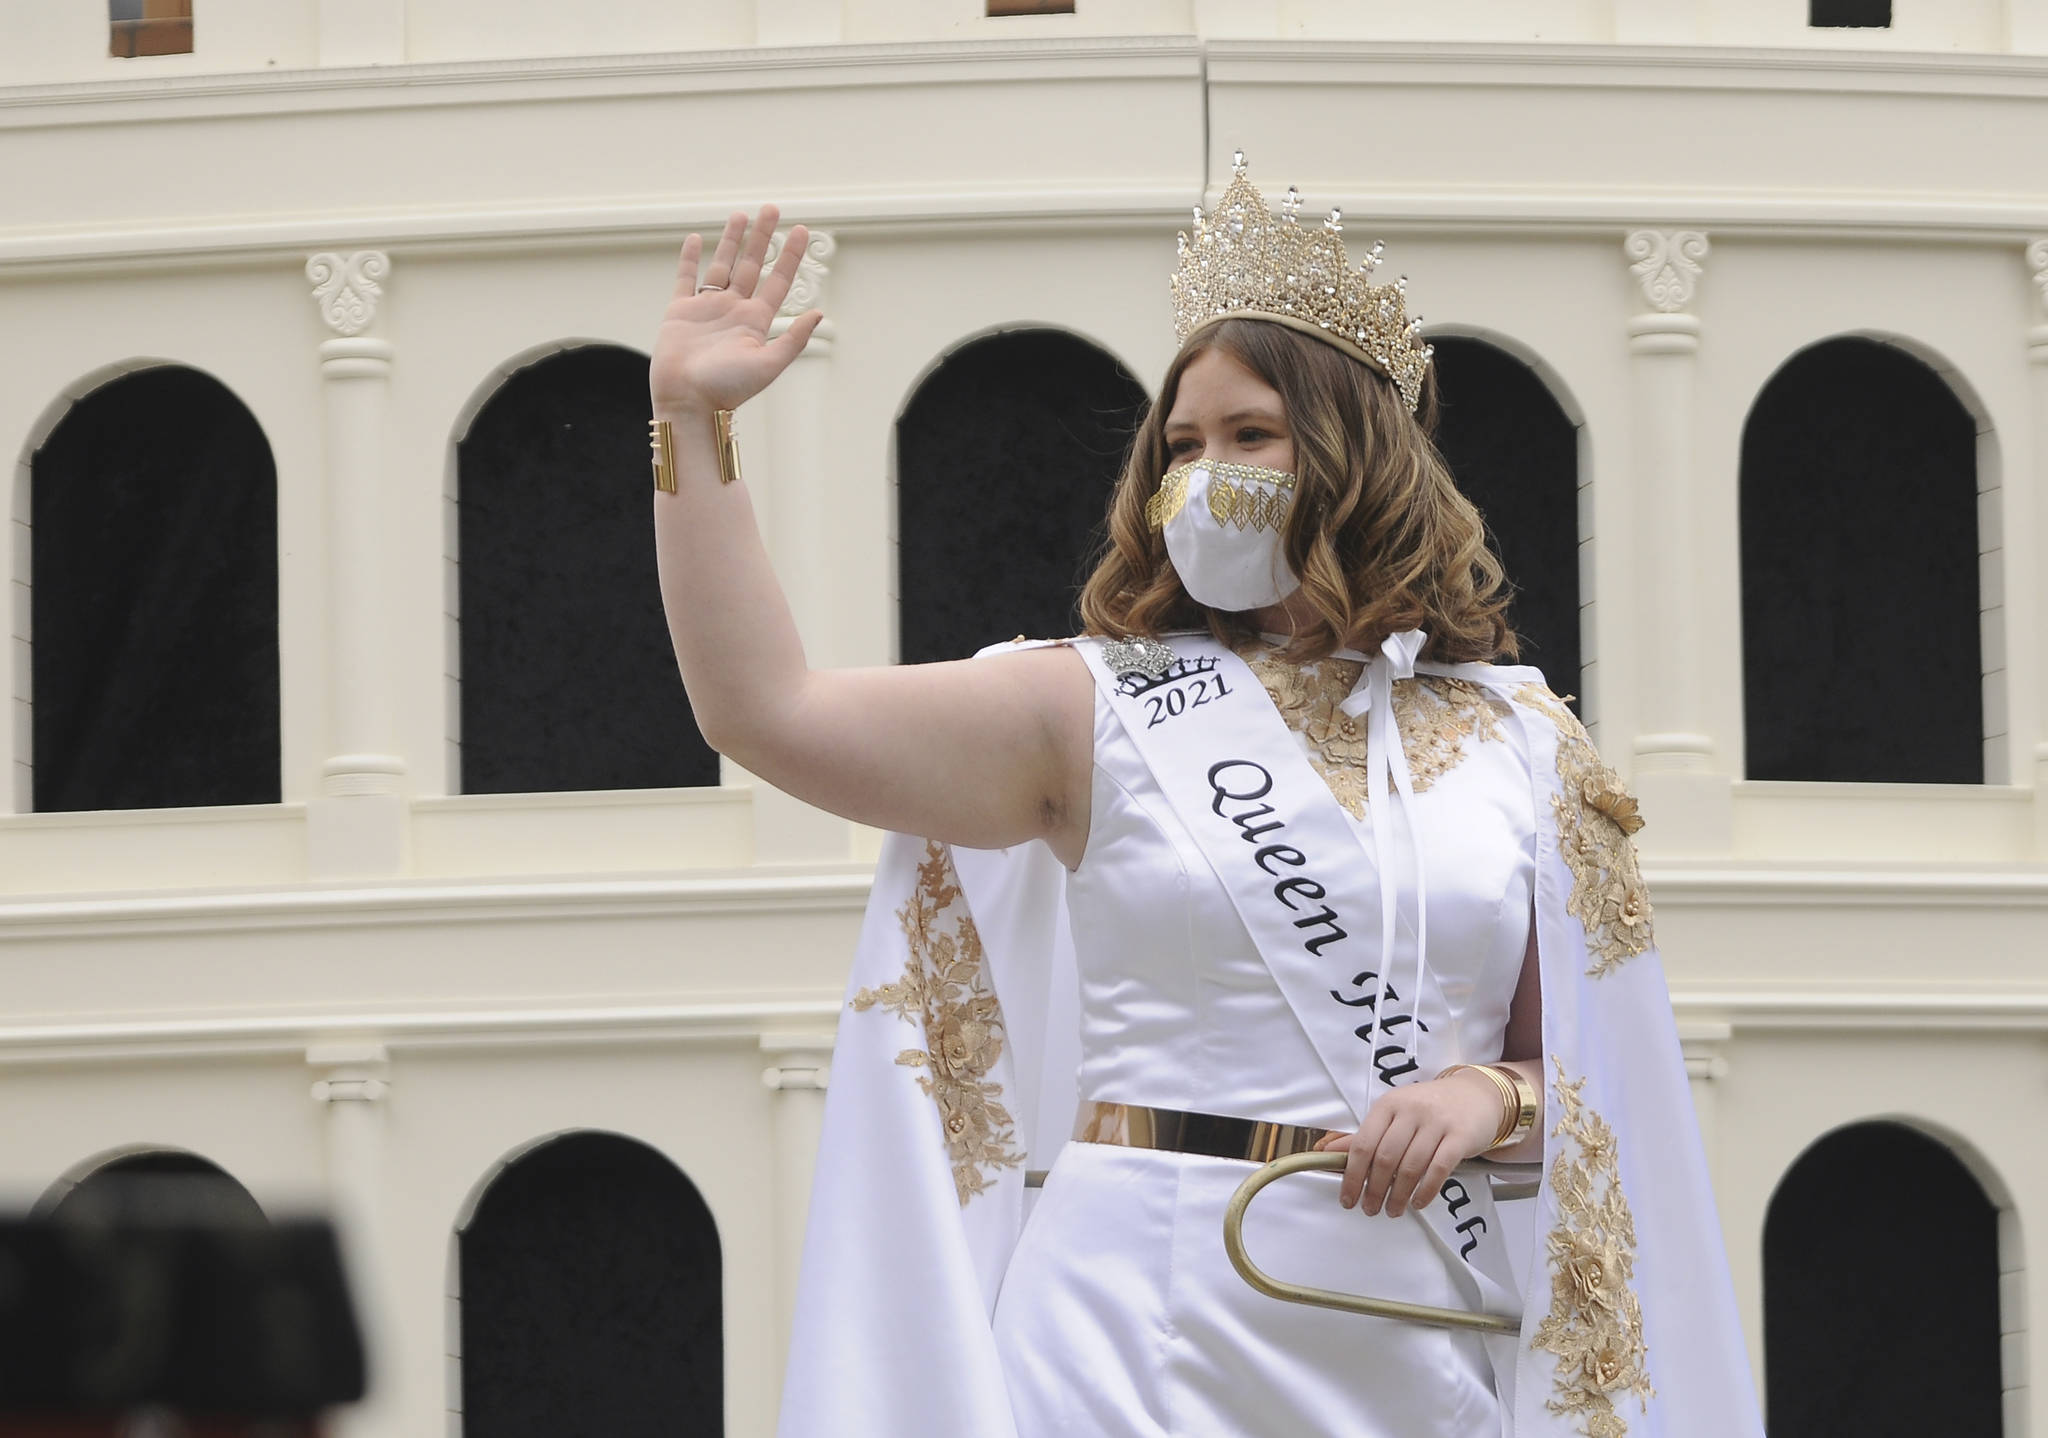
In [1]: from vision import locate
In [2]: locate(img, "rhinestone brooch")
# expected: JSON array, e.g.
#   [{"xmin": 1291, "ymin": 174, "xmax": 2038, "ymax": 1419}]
[{"xmin": 1101, "ymin": 636, "xmax": 1178, "ymax": 681}]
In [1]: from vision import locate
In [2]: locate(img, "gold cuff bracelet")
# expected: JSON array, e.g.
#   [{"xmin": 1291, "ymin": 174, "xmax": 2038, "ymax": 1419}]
[
  {"xmin": 649, "ymin": 410, "xmax": 741, "ymax": 494},
  {"xmin": 1439, "ymin": 1062, "xmax": 1538, "ymax": 1152},
  {"xmin": 712, "ymin": 408, "xmax": 741, "ymax": 487}
]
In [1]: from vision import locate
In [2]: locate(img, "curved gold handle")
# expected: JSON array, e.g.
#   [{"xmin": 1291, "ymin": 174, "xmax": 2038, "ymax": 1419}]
[{"xmin": 1221, "ymin": 1151, "xmax": 1521, "ymax": 1336}]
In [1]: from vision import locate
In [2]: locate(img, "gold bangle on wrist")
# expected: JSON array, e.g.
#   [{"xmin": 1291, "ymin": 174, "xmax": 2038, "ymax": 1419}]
[
  {"xmin": 1438, "ymin": 1063, "xmax": 1519, "ymax": 1150},
  {"xmin": 648, "ymin": 409, "xmax": 742, "ymax": 494},
  {"xmin": 1481, "ymin": 1063, "xmax": 1539, "ymax": 1152},
  {"xmin": 649, "ymin": 417, "xmax": 678, "ymax": 494},
  {"xmin": 713, "ymin": 408, "xmax": 741, "ymax": 486}
]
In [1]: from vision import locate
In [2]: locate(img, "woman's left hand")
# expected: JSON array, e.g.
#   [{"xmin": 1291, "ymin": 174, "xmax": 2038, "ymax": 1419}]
[{"xmin": 1311, "ymin": 1068, "xmax": 1505, "ymax": 1217}]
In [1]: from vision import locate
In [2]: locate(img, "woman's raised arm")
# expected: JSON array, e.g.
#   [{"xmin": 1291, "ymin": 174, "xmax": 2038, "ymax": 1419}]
[{"xmin": 648, "ymin": 204, "xmax": 1094, "ymax": 862}]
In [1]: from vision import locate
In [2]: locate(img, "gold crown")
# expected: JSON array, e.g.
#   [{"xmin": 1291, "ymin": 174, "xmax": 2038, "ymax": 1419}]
[{"xmin": 1170, "ymin": 151, "xmax": 1433, "ymax": 412}]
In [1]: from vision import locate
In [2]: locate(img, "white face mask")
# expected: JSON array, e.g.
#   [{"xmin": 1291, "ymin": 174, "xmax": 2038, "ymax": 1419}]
[{"xmin": 1147, "ymin": 459, "xmax": 1301, "ymax": 612}]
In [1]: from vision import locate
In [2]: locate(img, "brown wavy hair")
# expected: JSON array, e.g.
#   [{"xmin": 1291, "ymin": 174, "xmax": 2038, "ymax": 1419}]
[{"xmin": 1077, "ymin": 317, "xmax": 1517, "ymax": 665}]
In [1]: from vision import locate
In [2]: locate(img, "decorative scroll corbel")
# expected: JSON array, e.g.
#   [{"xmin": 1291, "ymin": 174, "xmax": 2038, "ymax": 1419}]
[
  {"xmin": 307, "ymin": 250, "xmax": 390, "ymax": 336},
  {"xmin": 762, "ymin": 228, "xmax": 836, "ymax": 317},
  {"xmin": 1624, "ymin": 230, "xmax": 1710, "ymax": 313}
]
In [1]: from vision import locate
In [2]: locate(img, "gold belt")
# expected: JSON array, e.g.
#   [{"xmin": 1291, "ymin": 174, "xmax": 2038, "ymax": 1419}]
[{"xmin": 1074, "ymin": 1101, "xmax": 1338, "ymax": 1164}]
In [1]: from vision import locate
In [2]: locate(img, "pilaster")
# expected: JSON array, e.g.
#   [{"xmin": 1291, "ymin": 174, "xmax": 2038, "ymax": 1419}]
[
  {"xmin": 748, "ymin": 229, "xmax": 850, "ymax": 863},
  {"xmin": 306, "ymin": 251, "xmax": 408, "ymax": 877},
  {"xmin": 1677, "ymin": 1019, "xmax": 1731, "ymax": 1183},
  {"xmin": 2027, "ymin": 242, "xmax": 2048, "ymax": 858},
  {"xmin": 309, "ymin": 1041, "xmax": 395, "ymax": 1438},
  {"xmin": 1623, "ymin": 229, "xmax": 1733, "ymax": 855},
  {"xmin": 760, "ymin": 1030, "xmax": 834, "ymax": 1366}
]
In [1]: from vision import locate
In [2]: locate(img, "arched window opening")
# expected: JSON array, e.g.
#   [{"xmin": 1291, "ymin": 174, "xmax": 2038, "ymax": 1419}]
[
  {"xmin": 1427, "ymin": 337, "xmax": 1583, "ymax": 709},
  {"xmin": 454, "ymin": 346, "xmax": 716, "ymax": 794},
  {"xmin": 896, "ymin": 329, "xmax": 1148, "ymax": 664},
  {"xmin": 456, "ymin": 1132, "xmax": 721, "ymax": 1438},
  {"xmin": 44, "ymin": 1149, "xmax": 267, "ymax": 1226},
  {"xmin": 28, "ymin": 365, "xmax": 280, "ymax": 812},
  {"xmin": 1764, "ymin": 1120, "xmax": 2005, "ymax": 1433},
  {"xmin": 1740, "ymin": 337, "xmax": 1984, "ymax": 782}
]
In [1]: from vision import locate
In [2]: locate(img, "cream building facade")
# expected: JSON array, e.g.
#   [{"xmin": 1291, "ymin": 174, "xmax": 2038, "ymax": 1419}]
[{"xmin": 2, "ymin": 1, "xmax": 2046, "ymax": 1433}]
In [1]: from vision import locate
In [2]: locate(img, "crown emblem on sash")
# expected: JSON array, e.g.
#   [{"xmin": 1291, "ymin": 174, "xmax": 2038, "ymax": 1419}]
[
  {"xmin": 1171, "ymin": 152, "xmax": 1433, "ymax": 413},
  {"xmin": 1104, "ymin": 642, "xmax": 1222, "ymax": 699},
  {"xmin": 1101, "ymin": 635, "xmax": 1179, "ymax": 682}
]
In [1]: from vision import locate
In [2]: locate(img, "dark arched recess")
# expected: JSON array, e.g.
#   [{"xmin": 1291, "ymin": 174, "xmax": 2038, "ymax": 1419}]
[
  {"xmin": 48, "ymin": 1149, "xmax": 267, "ymax": 1225},
  {"xmin": 1427, "ymin": 338, "xmax": 1581, "ymax": 702},
  {"xmin": 1763, "ymin": 1120, "xmax": 2002, "ymax": 1433},
  {"xmin": 1740, "ymin": 338, "xmax": 1980, "ymax": 782},
  {"xmin": 30, "ymin": 366, "xmax": 280, "ymax": 811},
  {"xmin": 456, "ymin": 346, "xmax": 717, "ymax": 794},
  {"xmin": 896, "ymin": 329, "xmax": 1149, "ymax": 663},
  {"xmin": 459, "ymin": 1132, "xmax": 722, "ymax": 1438}
]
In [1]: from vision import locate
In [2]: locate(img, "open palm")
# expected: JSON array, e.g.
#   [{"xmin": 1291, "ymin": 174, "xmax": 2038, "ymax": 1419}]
[{"xmin": 650, "ymin": 202, "xmax": 825, "ymax": 416}]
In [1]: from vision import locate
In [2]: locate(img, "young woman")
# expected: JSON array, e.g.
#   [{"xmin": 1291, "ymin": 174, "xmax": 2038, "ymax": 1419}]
[{"xmin": 651, "ymin": 163, "xmax": 1764, "ymax": 1437}]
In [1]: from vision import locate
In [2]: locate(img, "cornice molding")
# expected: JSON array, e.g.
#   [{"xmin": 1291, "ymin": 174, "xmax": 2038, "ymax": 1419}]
[
  {"xmin": 0, "ymin": 870, "xmax": 876, "ymax": 939},
  {"xmin": 1204, "ymin": 38, "xmax": 2048, "ymax": 95},
  {"xmin": 1642, "ymin": 866, "xmax": 2048, "ymax": 906},
  {"xmin": 6, "ymin": 185, "xmax": 2047, "ymax": 280},
  {"xmin": 0, "ymin": 997, "xmax": 846, "ymax": 1066},
  {"xmin": 10, "ymin": 38, "xmax": 2048, "ymax": 122},
  {"xmin": 0, "ymin": 187, "xmax": 1191, "ymax": 276},
  {"xmin": 3, "ymin": 859, "xmax": 2047, "ymax": 940},
  {"xmin": 1670, "ymin": 989, "xmax": 2048, "ymax": 1030},
  {"xmin": 0, "ymin": 35, "xmax": 1205, "ymax": 124},
  {"xmin": 1, "ymin": 985, "xmax": 2039, "ymax": 1068}
]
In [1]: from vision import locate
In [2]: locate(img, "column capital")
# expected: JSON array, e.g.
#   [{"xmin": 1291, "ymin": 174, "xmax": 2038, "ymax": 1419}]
[
  {"xmin": 2026, "ymin": 240, "xmax": 2048, "ymax": 363},
  {"xmin": 317, "ymin": 336, "xmax": 394, "ymax": 379},
  {"xmin": 1625, "ymin": 229, "xmax": 1710, "ymax": 314},
  {"xmin": 308, "ymin": 1040, "xmax": 390, "ymax": 1102},
  {"xmin": 1678, "ymin": 1020, "xmax": 1732, "ymax": 1083},
  {"xmin": 307, "ymin": 250, "xmax": 390, "ymax": 337},
  {"xmin": 764, "ymin": 228, "xmax": 836, "ymax": 317},
  {"xmin": 761, "ymin": 1029, "xmax": 835, "ymax": 1091},
  {"xmin": 320, "ymin": 752, "xmax": 405, "ymax": 796},
  {"xmin": 766, "ymin": 228, "xmax": 837, "ymax": 357}
]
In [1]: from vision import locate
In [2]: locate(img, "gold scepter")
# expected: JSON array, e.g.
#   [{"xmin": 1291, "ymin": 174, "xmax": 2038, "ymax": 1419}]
[{"xmin": 1220, "ymin": 1151, "xmax": 1534, "ymax": 1335}]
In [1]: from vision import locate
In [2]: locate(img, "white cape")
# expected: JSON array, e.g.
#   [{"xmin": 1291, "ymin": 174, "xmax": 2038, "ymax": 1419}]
[{"xmin": 777, "ymin": 638, "xmax": 1767, "ymax": 1438}]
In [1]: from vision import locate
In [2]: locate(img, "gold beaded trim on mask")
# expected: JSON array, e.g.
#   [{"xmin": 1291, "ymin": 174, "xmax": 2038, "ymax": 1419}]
[{"xmin": 1146, "ymin": 460, "xmax": 1297, "ymax": 532}]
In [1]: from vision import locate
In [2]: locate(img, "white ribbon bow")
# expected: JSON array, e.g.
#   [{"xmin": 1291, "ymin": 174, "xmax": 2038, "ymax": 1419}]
[{"xmin": 1338, "ymin": 628, "xmax": 1430, "ymax": 1109}]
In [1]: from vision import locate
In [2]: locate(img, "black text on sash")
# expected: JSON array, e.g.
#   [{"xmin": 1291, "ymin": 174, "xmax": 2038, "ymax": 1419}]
[{"xmin": 1204, "ymin": 758, "xmax": 1429, "ymax": 1087}]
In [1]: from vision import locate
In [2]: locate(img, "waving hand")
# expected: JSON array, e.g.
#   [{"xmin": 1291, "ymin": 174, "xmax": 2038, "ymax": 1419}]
[{"xmin": 650, "ymin": 204, "xmax": 826, "ymax": 417}]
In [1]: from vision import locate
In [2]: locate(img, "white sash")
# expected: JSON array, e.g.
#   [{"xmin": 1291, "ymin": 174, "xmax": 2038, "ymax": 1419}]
[{"xmin": 1077, "ymin": 633, "xmax": 1525, "ymax": 1403}]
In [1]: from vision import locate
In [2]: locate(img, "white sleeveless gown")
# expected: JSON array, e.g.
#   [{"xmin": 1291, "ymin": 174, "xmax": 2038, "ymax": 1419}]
[{"xmin": 990, "ymin": 644, "xmax": 1538, "ymax": 1437}]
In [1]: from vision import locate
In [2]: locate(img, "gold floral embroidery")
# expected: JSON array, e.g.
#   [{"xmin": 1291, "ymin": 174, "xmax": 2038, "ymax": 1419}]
[
  {"xmin": 1515, "ymin": 684, "xmax": 1655, "ymax": 978},
  {"xmin": 1239, "ymin": 647, "xmax": 1509, "ymax": 819},
  {"xmin": 1533, "ymin": 1058, "xmax": 1655, "ymax": 1436},
  {"xmin": 850, "ymin": 840, "xmax": 1023, "ymax": 1205}
]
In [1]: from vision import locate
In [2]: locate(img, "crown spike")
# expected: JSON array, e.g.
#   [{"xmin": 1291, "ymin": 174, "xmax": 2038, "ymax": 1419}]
[{"xmin": 1169, "ymin": 157, "xmax": 1431, "ymax": 412}]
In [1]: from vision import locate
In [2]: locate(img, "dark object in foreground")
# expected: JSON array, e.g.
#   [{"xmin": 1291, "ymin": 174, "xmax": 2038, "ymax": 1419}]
[{"xmin": 0, "ymin": 1179, "xmax": 365, "ymax": 1436}]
